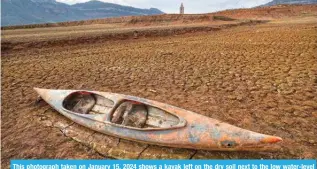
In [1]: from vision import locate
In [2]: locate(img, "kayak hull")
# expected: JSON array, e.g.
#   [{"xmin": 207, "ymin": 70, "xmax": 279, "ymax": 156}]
[{"xmin": 34, "ymin": 88, "xmax": 282, "ymax": 151}]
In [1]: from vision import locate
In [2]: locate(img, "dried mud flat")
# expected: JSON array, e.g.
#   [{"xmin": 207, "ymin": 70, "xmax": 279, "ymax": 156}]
[{"xmin": 1, "ymin": 16, "xmax": 317, "ymax": 167}]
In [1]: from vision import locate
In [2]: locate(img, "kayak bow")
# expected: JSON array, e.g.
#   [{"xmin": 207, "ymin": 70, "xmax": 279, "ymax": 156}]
[{"xmin": 34, "ymin": 88, "xmax": 282, "ymax": 151}]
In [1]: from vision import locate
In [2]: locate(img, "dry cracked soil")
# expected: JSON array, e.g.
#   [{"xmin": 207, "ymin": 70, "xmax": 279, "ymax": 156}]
[{"xmin": 1, "ymin": 16, "xmax": 317, "ymax": 167}]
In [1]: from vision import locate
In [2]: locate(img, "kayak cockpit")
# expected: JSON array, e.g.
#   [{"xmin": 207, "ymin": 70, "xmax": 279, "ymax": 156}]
[
  {"xmin": 62, "ymin": 91, "xmax": 185, "ymax": 129},
  {"xmin": 62, "ymin": 91, "xmax": 114, "ymax": 115}
]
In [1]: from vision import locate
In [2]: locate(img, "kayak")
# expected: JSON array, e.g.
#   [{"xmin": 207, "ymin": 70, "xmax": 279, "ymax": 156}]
[{"xmin": 34, "ymin": 88, "xmax": 282, "ymax": 151}]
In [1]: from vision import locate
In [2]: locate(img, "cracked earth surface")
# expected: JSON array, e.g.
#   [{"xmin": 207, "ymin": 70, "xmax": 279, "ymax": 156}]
[{"xmin": 1, "ymin": 17, "xmax": 317, "ymax": 167}]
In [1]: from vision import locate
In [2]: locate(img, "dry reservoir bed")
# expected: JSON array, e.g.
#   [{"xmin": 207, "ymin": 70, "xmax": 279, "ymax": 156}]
[{"xmin": 1, "ymin": 17, "xmax": 317, "ymax": 166}]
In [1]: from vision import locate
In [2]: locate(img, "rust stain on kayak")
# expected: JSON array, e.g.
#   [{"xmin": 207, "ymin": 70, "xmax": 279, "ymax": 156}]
[{"xmin": 34, "ymin": 88, "xmax": 282, "ymax": 151}]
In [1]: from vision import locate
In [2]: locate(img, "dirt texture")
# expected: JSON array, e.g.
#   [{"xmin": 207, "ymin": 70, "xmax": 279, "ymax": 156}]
[
  {"xmin": 1, "ymin": 6, "xmax": 317, "ymax": 168},
  {"xmin": 2, "ymin": 4, "xmax": 316, "ymax": 30},
  {"xmin": 1, "ymin": 20, "xmax": 266, "ymax": 51},
  {"xmin": 216, "ymin": 4, "xmax": 317, "ymax": 20}
]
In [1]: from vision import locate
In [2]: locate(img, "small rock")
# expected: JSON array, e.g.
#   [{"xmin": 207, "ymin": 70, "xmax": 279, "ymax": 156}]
[
  {"xmin": 225, "ymin": 87, "xmax": 234, "ymax": 92},
  {"xmin": 249, "ymin": 86, "xmax": 258, "ymax": 91},
  {"xmin": 236, "ymin": 96, "xmax": 243, "ymax": 101},
  {"xmin": 40, "ymin": 116, "xmax": 48, "ymax": 120},
  {"xmin": 293, "ymin": 111, "xmax": 300, "ymax": 116},
  {"xmin": 149, "ymin": 89, "xmax": 157, "ymax": 93},
  {"xmin": 308, "ymin": 140, "xmax": 315, "ymax": 144},
  {"xmin": 227, "ymin": 95, "xmax": 236, "ymax": 100}
]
